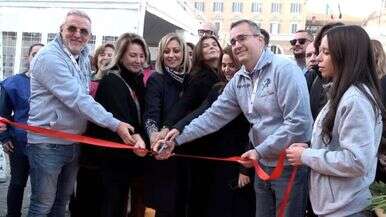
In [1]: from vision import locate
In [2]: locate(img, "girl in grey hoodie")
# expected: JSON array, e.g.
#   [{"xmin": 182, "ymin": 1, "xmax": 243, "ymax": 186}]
[{"xmin": 286, "ymin": 25, "xmax": 384, "ymax": 217}]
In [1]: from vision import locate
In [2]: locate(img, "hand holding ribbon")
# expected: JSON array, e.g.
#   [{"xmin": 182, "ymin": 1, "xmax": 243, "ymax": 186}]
[
  {"xmin": 239, "ymin": 149, "xmax": 260, "ymax": 168},
  {"xmin": 286, "ymin": 143, "xmax": 308, "ymax": 166},
  {"xmin": 152, "ymin": 139, "xmax": 175, "ymax": 160},
  {"xmin": 116, "ymin": 121, "xmax": 136, "ymax": 145},
  {"xmin": 0, "ymin": 117, "xmax": 296, "ymax": 217}
]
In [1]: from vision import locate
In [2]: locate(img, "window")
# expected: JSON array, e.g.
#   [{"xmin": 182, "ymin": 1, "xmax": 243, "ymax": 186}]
[
  {"xmin": 291, "ymin": 23, "xmax": 298, "ymax": 33},
  {"xmin": 382, "ymin": 0, "xmax": 386, "ymax": 8},
  {"xmin": 270, "ymin": 45, "xmax": 282, "ymax": 54},
  {"xmin": 271, "ymin": 3, "xmax": 281, "ymax": 13},
  {"xmin": 269, "ymin": 22, "xmax": 280, "ymax": 35},
  {"xmin": 47, "ymin": 33, "xmax": 56, "ymax": 43},
  {"xmin": 194, "ymin": 1, "xmax": 205, "ymax": 12},
  {"xmin": 290, "ymin": 3, "xmax": 301, "ymax": 14},
  {"xmin": 2, "ymin": 32, "xmax": 17, "ymax": 78},
  {"xmin": 214, "ymin": 22, "xmax": 220, "ymax": 33},
  {"xmin": 232, "ymin": 2, "xmax": 243, "ymax": 13},
  {"xmin": 251, "ymin": 2, "xmax": 262, "ymax": 13},
  {"xmin": 87, "ymin": 35, "xmax": 96, "ymax": 53},
  {"xmin": 102, "ymin": 36, "xmax": 118, "ymax": 45},
  {"xmin": 20, "ymin": 32, "xmax": 41, "ymax": 72},
  {"xmin": 213, "ymin": 1, "xmax": 223, "ymax": 12}
]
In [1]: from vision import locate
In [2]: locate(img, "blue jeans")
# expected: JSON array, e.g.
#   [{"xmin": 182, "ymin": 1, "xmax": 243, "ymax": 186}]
[
  {"xmin": 254, "ymin": 165, "xmax": 308, "ymax": 217},
  {"xmin": 7, "ymin": 140, "xmax": 29, "ymax": 217},
  {"xmin": 346, "ymin": 210, "xmax": 375, "ymax": 217},
  {"xmin": 26, "ymin": 143, "xmax": 79, "ymax": 217}
]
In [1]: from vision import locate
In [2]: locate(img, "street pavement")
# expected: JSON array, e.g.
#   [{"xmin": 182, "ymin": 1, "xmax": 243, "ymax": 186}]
[
  {"xmin": 0, "ymin": 155, "xmax": 71, "ymax": 217},
  {"xmin": 0, "ymin": 155, "xmax": 30, "ymax": 217}
]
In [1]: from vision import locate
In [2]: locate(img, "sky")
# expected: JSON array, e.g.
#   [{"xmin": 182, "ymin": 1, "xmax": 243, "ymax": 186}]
[{"xmin": 306, "ymin": 0, "xmax": 382, "ymax": 18}]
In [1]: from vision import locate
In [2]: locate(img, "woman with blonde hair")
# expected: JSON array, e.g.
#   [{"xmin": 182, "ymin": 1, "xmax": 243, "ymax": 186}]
[
  {"xmin": 86, "ymin": 32, "xmax": 148, "ymax": 217},
  {"xmin": 144, "ymin": 32, "xmax": 190, "ymax": 217},
  {"xmin": 161, "ymin": 35, "xmax": 223, "ymax": 217}
]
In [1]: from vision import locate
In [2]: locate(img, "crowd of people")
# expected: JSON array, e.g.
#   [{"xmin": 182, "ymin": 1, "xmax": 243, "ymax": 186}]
[{"xmin": 0, "ymin": 8, "xmax": 386, "ymax": 217}]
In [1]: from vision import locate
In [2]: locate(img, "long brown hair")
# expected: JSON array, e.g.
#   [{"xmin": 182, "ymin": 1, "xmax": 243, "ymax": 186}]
[
  {"xmin": 214, "ymin": 45, "xmax": 242, "ymax": 90},
  {"xmin": 104, "ymin": 33, "xmax": 149, "ymax": 72},
  {"xmin": 222, "ymin": 45, "xmax": 241, "ymax": 71},
  {"xmin": 191, "ymin": 35, "xmax": 225, "ymax": 81},
  {"xmin": 314, "ymin": 22, "xmax": 344, "ymax": 55},
  {"xmin": 91, "ymin": 43, "xmax": 115, "ymax": 72},
  {"xmin": 321, "ymin": 25, "xmax": 384, "ymax": 144},
  {"xmin": 371, "ymin": 39, "xmax": 386, "ymax": 79}
]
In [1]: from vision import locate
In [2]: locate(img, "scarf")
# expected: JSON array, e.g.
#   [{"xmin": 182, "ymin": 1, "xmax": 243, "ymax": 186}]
[{"xmin": 165, "ymin": 66, "xmax": 185, "ymax": 83}]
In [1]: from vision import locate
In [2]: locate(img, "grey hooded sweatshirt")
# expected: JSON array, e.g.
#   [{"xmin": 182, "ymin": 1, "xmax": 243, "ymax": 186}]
[
  {"xmin": 301, "ymin": 85, "xmax": 382, "ymax": 217},
  {"xmin": 28, "ymin": 35, "xmax": 120, "ymax": 144},
  {"xmin": 175, "ymin": 49, "xmax": 313, "ymax": 166}
]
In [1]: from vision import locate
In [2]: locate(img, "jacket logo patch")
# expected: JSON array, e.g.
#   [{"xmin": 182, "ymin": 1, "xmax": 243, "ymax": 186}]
[
  {"xmin": 262, "ymin": 78, "xmax": 271, "ymax": 89},
  {"xmin": 237, "ymin": 83, "xmax": 251, "ymax": 88}
]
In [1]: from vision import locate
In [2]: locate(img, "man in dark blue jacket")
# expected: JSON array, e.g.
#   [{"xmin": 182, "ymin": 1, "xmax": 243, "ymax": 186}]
[{"xmin": 0, "ymin": 43, "xmax": 43, "ymax": 217}]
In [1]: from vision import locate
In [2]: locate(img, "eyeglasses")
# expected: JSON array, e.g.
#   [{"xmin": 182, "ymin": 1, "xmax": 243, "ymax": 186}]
[
  {"xmin": 230, "ymin": 34, "xmax": 259, "ymax": 46},
  {"xmin": 198, "ymin": 29, "xmax": 215, "ymax": 37},
  {"xmin": 290, "ymin": 38, "xmax": 309, "ymax": 46},
  {"xmin": 66, "ymin": 25, "xmax": 90, "ymax": 37}
]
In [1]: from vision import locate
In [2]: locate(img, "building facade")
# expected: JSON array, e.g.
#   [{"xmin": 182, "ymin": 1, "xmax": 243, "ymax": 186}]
[
  {"xmin": 362, "ymin": 0, "xmax": 386, "ymax": 47},
  {"xmin": 0, "ymin": 0, "xmax": 199, "ymax": 80},
  {"xmin": 190, "ymin": 0, "xmax": 308, "ymax": 55}
]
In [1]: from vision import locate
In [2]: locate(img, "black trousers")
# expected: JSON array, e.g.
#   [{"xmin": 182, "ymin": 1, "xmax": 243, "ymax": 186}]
[
  {"xmin": 7, "ymin": 141, "xmax": 30, "ymax": 217},
  {"xmin": 206, "ymin": 162, "xmax": 255, "ymax": 217},
  {"xmin": 70, "ymin": 165, "xmax": 102, "ymax": 217},
  {"xmin": 144, "ymin": 158, "xmax": 189, "ymax": 217},
  {"xmin": 100, "ymin": 166, "xmax": 145, "ymax": 217}
]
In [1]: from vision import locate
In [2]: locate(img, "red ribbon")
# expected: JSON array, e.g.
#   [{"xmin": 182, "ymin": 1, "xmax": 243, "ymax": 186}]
[
  {"xmin": 172, "ymin": 153, "xmax": 297, "ymax": 217},
  {"xmin": 0, "ymin": 117, "xmax": 297, "ymax": 217}
]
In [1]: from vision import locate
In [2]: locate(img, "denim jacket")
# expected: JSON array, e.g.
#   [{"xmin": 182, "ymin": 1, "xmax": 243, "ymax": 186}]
[
  {"xmin": 28, "ymin": 34, "xmax": 119, "ymax": 144},
  {"xmin": 176, "ymin": 49, "xmax": 313, "ymax": 166}
]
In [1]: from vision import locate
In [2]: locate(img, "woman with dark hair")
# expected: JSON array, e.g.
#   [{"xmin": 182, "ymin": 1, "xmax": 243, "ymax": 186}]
[
  {"xmin": 160, "ymin": 35, "xmax": 223, "ymax": 217},
  {"xmin": 307, "ymin": 22, "xmax": 344, "ymax": 120},
  {"xmin": 186, "ymin": 42, "xmax": 195, "ymax": 64},
  {"xmin": 163, "ymin": 35, "xmax": 223, "ymax": 129},
  {"xmin": 86, "ymin": 32, "xmax": 148, "ymax": 217},
  {"xmin": 371, "ymin": 39, "xmax": 386, "ymax": 183},
  {"xmin": 165, "ymin": 45, "xmax": 255, "ymax": 217},
  {"xmin": 303, "ymin": 22, "xmax": 345, "ymax": 217},
  {"xmin": 89, "ymin": 43, "xmax": 115, "ymax": 97},
  {"xmin": 287, "ymin": 25, "xmax": 384, "ymax": 217}
]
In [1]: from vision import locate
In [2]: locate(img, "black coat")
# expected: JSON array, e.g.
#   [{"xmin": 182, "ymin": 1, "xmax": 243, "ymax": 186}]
[
  {"xmin": 143, "ymin": 71, "xmax": 188, "ymax": 216},
  {"xmin": 174, "ymin": 83, "xmax": 255, "ymax": 217},
  {"xmin": 85, "ymin": 66, "xmax": 146, "ymax": 172},
  {"xmin": 308, "ymin": 74, "xmax": 328, "ymax": 120},
  {"xmin": 143, "ymin": 71, "xmax": 184, "ymax": 135},
  {"xmin": 158, "ymin": 66, "xmax": 220, "ymax": 217},
  {"xmin": 376, "ymin": 76, "xmax": 386, "ymax": 183},
  {"xmin": 174, "ymin": 83, "xmax": 251, "ymax": 161},
  {"xmin": 163, "ymin": 66, "xmax": 220, "ymax": 128}
]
